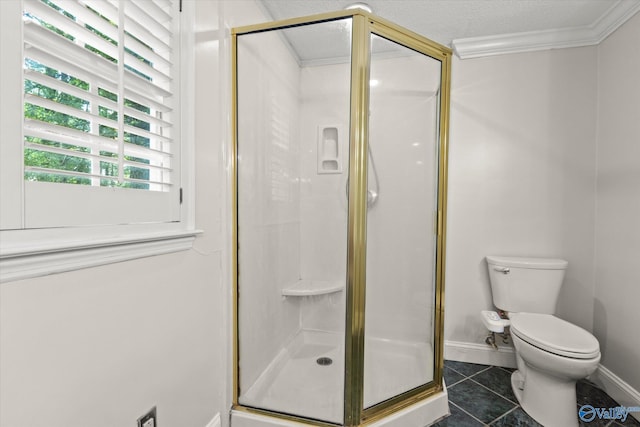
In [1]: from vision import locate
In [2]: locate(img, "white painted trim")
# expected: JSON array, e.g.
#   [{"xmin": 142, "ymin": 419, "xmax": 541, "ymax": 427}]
[
  {"xmin": 368, "ymin": 384, "xmax": 449, "ymax": 427},
  {"xmin": 205, "ymin": 412, "xmax": 221, "ymax": 427},
  {"xmin": 0, "ymin": 0, "xmax": 24, "ymax": 230},
  {"xmin": 444, "ymin": 340, "xmax": 517, "ymax": 369},
  {"xmin": 0, "ymin": 230, "xmax": 201, "ymax": 283},
  {"xmin": 231, "ymin": 410, "xmax": 309, "ymax": 427},
  {"xmin": 180, "ymin": 1, "xmax": 197, "ymax": 231},
  {"xmin": 452, "ymin": 1, "xmax": 640, "ymax": 59},
  {"xmin": 231, "ymin": 384, "xmax": 449, "ymax": 427},
  {"xmin": 219, "ymin": 1, "xmax": 235, "ymax": 426},
  {"xmin": 591, "ymin": 364, "xmax": 640, "ymax": 422}
]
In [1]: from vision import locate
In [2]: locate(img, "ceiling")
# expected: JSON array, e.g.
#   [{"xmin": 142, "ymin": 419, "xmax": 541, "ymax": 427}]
[{"xmin": 257, "ymin": 0, "xmax": 640, "ymax": 58}]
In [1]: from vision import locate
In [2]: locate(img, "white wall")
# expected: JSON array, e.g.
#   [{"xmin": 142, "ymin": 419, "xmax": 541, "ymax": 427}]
[
  {"xmin": 445, "ymin": 46, "xmax": 598, "ymax": 347},
  {"xmin": 594, "ymin": 12, "xmax": 640, "ymax": 393},
  {"xmin": 0, "ymin": 252, "xmax": 222, "ymax": 427}
]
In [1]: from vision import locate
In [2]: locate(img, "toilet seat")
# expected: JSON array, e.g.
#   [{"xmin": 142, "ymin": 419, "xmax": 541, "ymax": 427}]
[{"xmin": 510, "ymin": 313, "xmax": 600, "ymax": 359}]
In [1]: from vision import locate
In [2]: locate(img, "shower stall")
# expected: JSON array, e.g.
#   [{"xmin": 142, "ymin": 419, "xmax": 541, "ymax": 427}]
[{"xmin": 232, "ymin": 9, "xmax": 451, "ymax": 427}]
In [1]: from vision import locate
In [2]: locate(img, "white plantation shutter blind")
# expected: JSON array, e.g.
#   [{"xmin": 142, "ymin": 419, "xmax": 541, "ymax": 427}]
[{"xmin": 21, "ymin": 0, "xmax": 180, "ymax": 227}]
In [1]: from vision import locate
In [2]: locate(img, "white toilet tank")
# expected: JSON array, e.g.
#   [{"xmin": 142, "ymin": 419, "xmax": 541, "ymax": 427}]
[{"xmin": 486, "ymin": 256, "xmax": 568, "ymax": 314}]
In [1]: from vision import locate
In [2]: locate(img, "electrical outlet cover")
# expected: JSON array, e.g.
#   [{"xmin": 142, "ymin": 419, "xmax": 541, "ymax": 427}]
[{"xmin": 137, "ymin": 406, "xmax": 157, "ymax": 427}]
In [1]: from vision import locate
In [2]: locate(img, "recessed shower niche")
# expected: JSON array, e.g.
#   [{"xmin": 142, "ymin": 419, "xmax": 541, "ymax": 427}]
[{"xmin": 232, "ymin": 9, "xmax": 451, "ymax": 427}]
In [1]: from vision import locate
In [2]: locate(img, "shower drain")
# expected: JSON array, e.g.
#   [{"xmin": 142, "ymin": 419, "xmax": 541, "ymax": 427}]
[{"xmin": 316, "ymin": 357, "xmax": 333, "ymax": 366}]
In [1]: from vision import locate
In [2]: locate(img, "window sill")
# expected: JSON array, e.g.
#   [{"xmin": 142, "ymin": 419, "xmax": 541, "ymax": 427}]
[{"xmin": 0, "ymin": 227, "xmax": 203, "ymax": 283}]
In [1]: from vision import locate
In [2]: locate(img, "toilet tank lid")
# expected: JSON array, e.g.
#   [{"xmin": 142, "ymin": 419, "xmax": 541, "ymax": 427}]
[{"xmin": 486, "ymin": 256, "xmax": 568, "ymax": 270}]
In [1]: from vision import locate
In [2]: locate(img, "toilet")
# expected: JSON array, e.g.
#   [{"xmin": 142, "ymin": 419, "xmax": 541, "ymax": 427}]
[{"xmin": 485, "ymin": 256, "xmax": 600, "ymax": 427}]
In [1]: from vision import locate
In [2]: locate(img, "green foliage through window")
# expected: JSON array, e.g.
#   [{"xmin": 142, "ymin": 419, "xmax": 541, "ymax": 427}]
[{"xmin": 22, "ymin": 0, "xmax": 171, "ymax": 193}]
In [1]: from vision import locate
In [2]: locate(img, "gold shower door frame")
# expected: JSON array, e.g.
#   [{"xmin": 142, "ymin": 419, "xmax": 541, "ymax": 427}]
[{"xmin": 231, "ymin": 9, "xmax": 452, "ymax": 427}]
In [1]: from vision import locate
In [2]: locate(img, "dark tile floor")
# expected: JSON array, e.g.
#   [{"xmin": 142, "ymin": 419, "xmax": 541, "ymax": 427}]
[{"xmin": 433, "ymin": 361, "xmax": 640, "ymax": 427}]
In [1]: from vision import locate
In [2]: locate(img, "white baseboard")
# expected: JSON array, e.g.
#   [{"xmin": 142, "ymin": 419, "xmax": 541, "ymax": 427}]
[
  {"xmin": 444, "ymin": 340, "xmax": 517, "ymax": 368},
  {"xmin": 591, "ymin": 364, "xmax": 640, "ymax": 422},
  {"xmin": 206, "ymin": 412, "xmax": 221, "ymax": 427}
]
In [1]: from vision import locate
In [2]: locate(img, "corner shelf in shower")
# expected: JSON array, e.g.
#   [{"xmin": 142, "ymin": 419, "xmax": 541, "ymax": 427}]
[{"xmin": 281, "ymin": 279, "xmax": 344, "ymax": 297}]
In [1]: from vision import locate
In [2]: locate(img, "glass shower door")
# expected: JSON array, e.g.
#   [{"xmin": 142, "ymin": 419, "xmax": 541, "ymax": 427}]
[
  {"xmin": 235, "ymin": 18, "xmax": 352, "ymax": 425},
  {"xmin": 363, "ymin": 33, "xmax": 443, "ymax": 409}
]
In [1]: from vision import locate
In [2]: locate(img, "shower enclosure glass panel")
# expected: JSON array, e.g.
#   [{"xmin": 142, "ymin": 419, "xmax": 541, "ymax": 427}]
[
  {"xmin": 236, "ymin": 18, "xmax": 352, "ymax": 425},
  {"xmin": 234, "ymin": 10, "xmax": 452, "ymax": 427},
  {"xmin": 363, "ymin": 34, "xmax": 442, "ymax": 408}
]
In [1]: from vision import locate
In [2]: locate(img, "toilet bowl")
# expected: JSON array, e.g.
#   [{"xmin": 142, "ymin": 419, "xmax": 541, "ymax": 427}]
[
  {"xmin": 509, "ymin": 313, "xmax": 600, "ymax": 427},
  {"xmin": 484, "ymin": 256, "xmax": 602, "ymax": 427}
]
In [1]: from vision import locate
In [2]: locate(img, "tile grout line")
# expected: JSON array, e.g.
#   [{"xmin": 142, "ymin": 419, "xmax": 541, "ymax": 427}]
[
  {"xmin": 446, "ymin": 365, "xmax": 516, "ymax": 424},
  {"xmin": 496, "ymin": 366, "xmax": 514, "ymax": 374},
  {"xmin": 448, "ymin": 377, "xmax": 516, "ymax": 425},
  {"xmin": 447, "ymin": 400, "xmax": 488, "ymax": 426},
  {"xmin": 486, "ymin": 405, "xmax": 520, "ymax": 426},
  {"xmin": 445, "ymin": 364, "xmax": 493, "ymax": 379},
  {"xmin": 445, "ymin": 377, "xmax": 465, "ymax": 388},
  {"xmin": 467, "ymin": 377, "xmax": 519, "ymax": 406},
  {"xmin": 444, "ymin": 363, "xmax": 635, "ymax": 427}
]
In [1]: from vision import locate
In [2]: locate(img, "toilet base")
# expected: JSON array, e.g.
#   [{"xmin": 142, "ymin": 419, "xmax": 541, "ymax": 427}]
[{"xmin": 511, "ymin": 369, "xmax": 579, "ymax": 427}]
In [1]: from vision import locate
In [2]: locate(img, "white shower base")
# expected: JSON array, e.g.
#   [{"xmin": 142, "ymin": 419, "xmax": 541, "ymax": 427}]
[{"xmin": 239, "ymin": 329, "xmax": 438, "ymax": 425}]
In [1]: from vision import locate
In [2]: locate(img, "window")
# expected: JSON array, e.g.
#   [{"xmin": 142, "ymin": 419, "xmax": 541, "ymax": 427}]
[
  {"xmin": 21, "ymin": 0, "xmax": 180, "ymax": 227},
  {"xmin": 0, "ymin": 0, "xmax": 196, "ymax": 281}
]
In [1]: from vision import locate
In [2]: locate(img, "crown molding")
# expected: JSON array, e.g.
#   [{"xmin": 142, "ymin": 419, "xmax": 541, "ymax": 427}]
[{"xmin": 452, "ymin": 0, "xmax": 640, "ymax": 59}]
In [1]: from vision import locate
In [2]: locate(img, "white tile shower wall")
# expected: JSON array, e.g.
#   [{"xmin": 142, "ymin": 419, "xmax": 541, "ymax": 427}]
[
  {"xmin": 298, "ymin": 55, "xmax": 441, "ymax": 343},
  {"xmin": 236, "ymin": 25, "xmax": 303, "ymax": 392},
  {"xmin": 365, "ymin": 54, "xmax": 440, "ymax": 343},
  {"xmin": 594, "ymin": 12, "xmax": 640, "ymax": 394},
  {"xmin": 445, "ymin": 47, "xmax": 598, "ymax": 349},
  {"xmin": 299, "ymin": 62, "xmax": 351, "ymax": 334}
]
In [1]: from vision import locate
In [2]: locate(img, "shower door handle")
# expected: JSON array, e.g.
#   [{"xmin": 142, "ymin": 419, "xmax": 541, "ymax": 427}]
[{"xmin": 494, "ymin": 266, "xmax": 510, "ymax": 274}]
